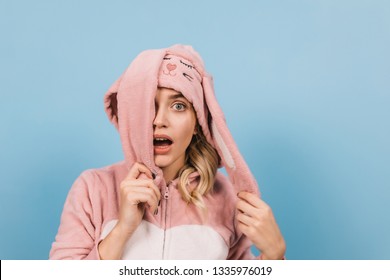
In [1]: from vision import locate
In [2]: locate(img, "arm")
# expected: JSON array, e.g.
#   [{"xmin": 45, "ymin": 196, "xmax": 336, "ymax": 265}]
[
  {"xmin": 49, "ymin": 170, "xmax": 101, "ymax": 259},
  {"xmin": 98, "ymin": 162, "xmax": 160, "ymax": 259},
  {"xmin": 227, "ymin": 229, "xmax": 256, "ymax": 260}
]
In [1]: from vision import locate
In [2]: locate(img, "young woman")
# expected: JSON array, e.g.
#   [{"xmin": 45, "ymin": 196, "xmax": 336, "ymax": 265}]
[{"xmin": 50, "ymin": 45, "xmax": 285, "ymax": 260}]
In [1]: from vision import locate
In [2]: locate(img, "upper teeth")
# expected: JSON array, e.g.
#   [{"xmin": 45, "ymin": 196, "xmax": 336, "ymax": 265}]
[{"xmin": 155, "ymin": 138, "xmax": 168, "ymax": 141}]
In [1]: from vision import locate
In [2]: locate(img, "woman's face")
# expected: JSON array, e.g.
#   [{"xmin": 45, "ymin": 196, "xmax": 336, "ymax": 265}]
[{"xmin": 153, "ymin": 87, "xmax": 197, "ymax": 181}]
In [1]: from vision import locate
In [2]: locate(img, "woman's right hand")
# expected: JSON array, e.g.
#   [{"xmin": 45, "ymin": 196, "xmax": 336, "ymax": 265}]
[
  {"xmin": 98, "ymin": 162, "xmax": 160, "ymax": 259},
  {"xmin": 116, "ymin": 162, "xmax": 161, "ymax": 237}
]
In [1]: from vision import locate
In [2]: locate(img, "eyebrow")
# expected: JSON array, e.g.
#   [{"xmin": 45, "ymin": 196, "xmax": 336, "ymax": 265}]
[
  {"xmin": 168, "ymin": 93, "xmax": 185, "ymax": 100},
  {"xmin": 168, "ymin": 92, "xmax": 192, "ymax": 107}
]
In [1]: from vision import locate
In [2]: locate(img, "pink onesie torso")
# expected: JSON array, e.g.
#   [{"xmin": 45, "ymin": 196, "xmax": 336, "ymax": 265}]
[{"xmin": 49, "ymin": 161, "xmax": 255, "ymax": 260}]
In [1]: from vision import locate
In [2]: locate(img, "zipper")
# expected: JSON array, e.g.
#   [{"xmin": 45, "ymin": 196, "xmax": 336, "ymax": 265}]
[
  {"xmin": 164, "ymin": 184, "xmax": 170, "ymax": 200},
  {"xmin": 162, "ymin": 182, "xmax": 170, "ymax": 259}
]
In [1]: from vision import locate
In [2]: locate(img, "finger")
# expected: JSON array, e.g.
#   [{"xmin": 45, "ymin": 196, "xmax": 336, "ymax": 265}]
[
  {"xmin": 125, "ymin": 162, "xmax": 153, "ymax": 181},
  {"xmin": 236, "ymin": 212, "xmax": 256, "ymax": 227},
  {"xmin": 237, "ymin": 191, "xmax": 266, "ymax": 209},
  {"xmin": 126, "ymin": 189, "xmax": 159, "ymax": 210},
  {"xmin": 236, "ymin": 199, "xmax": 259, "ymax": 217},
  {"xmin": 237, "ymin": 222, "xmax": 251, "ymax": 237},
  {"xmin": 122, "ymin": 179, "xmax": 161, "ymax": 202}
]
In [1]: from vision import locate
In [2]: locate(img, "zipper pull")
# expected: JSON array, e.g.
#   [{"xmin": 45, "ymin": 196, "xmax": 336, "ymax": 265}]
[
  {"xmin": 164, "ymin": 184, "xmax": 170, "ymax": 200},
  {"xmin": 164, "ymin": 189, "xmax": 169, "ymax": 200}
]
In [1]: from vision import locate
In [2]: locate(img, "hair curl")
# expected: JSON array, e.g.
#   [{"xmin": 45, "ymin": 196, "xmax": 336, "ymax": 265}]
[{"xmin": 177, "ymin": 125, "xmax": 220, "ymax": 210}]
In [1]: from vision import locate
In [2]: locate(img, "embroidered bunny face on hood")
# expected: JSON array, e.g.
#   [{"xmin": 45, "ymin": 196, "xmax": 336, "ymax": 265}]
[{"xmin": 104, "ymin": 44, "xmax": 259, "ymax": 195}]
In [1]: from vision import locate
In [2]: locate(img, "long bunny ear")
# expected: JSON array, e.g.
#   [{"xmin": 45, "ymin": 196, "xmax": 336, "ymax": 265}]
[
  {"xmin": 104, "ymin": 74, "xmax": 124, "ymax": 130},
  {"xmin": 202, "ymin": 74, "xmax": 260, "ymax": 196}
]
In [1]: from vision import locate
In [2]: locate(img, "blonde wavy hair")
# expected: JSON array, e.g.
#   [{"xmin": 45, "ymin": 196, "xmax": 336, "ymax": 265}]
[{"xmin": 177, "ymin": 124, "xmax": 220, "ymax": 210}]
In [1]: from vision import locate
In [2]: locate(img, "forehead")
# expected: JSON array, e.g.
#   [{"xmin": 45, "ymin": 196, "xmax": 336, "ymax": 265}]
[{"xmin": 156, "ymin": 87, "xmax": 188, "ymax": 101}]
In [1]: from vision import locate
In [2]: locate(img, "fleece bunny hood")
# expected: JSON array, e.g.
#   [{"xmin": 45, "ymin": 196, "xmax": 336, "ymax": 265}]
[{"xmin": 104, "ymin": 44, "xmax": 259, "ymax": 195}]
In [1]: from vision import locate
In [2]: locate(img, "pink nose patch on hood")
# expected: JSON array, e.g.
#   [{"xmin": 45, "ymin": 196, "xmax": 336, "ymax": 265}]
[
  {"xmin": 103, "ymin": 44, "xmax": 260, "ymax": 196},
  {"xmin": 166, "ymin": 63, "xmax": 177, "ymax": 72}
]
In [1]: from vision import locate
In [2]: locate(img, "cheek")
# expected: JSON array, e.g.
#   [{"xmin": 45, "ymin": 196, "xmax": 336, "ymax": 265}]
[{"xmin": 177, "ymin": 116, "xmax": 196, "ymax": 142}]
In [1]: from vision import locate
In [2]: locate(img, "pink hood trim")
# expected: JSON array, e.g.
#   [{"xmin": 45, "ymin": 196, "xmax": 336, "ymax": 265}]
[{"xmin": 103, "ymin": 44, "xmax": 259, "ymax": 195}]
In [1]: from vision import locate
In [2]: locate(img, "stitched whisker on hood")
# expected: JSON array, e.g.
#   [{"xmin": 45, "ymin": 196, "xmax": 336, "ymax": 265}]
[{"xmin": 183, "ymin": 73, "xmax": 193, "ymax": 82}]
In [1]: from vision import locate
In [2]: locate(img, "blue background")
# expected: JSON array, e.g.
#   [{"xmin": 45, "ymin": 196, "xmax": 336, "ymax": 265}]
[{"xmin": 1, "ymin": 0, "xmax": 389, "ymax": 259}]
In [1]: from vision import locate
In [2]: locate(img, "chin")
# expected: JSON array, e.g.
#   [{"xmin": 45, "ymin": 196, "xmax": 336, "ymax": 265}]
[{"xmin": 153, "ymin": 156, "xmax": 170, "ymax": 168}]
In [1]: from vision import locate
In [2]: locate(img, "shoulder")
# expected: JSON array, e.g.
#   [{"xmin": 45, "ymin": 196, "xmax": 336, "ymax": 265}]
[
  {"xmin": 79, "ymin": 160, "xmax": 127, "ymax": 181},
  {"xmin": 70, "ymin": 161, "xmax": 128, "ymax": 195},
  {"xmin": 83, "ymin": 160, "xmax": 127, "ymax": 177}
]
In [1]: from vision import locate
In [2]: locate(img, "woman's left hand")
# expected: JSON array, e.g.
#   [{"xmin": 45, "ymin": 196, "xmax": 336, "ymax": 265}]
[{"xmin": 236, "ymin": 191, "xmax": 286, "ymax": 260}]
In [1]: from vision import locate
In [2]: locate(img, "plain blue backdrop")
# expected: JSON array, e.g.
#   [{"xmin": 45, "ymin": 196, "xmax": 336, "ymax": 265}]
[{"xmin": 1, "ymin": 0, "xmax": 389, "ymax": 259}]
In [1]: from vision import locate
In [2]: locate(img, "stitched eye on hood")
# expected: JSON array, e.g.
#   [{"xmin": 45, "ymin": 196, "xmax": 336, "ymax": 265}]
[{"xmin": 180, "ymin": 59, "xmax": 194, "ymax": 69}]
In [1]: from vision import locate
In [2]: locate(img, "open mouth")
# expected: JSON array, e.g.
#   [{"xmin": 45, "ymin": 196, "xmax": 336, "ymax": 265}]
[
  {"xmin": 153, "ymin": 135, "xmax": 173, "ymax": 148},
  {"xmin": 153, "ymin": 138, "xmax": 173, "ymax": 146}
]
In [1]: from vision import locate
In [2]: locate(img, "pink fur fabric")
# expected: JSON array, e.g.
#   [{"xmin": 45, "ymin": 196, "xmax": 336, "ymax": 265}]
[{"xmin": 104, "ymin": 44, "xmax": 260, "ymax": 195}]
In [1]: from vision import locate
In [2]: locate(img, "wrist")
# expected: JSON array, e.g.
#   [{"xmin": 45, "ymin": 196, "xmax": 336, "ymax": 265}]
[
  {"xmin": 98, "ymin": 223, "xmax": 134, "ymax": 260},
  {"xmin": 260, "ymin": 241, "xmax": 286, "ymax": 260},
  {"xmin": 260, "ymin": 253, "xmax": 286, "ymax": 260},
  {"xmin": 113, "ymin": 222, "xmax": 136, "ymax": 242}
]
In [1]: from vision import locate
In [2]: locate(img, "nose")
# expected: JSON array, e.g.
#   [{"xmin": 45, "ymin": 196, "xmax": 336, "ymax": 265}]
[{"xmin": 153, "ymin": 106, "xmax": 168, "ymax": 128}]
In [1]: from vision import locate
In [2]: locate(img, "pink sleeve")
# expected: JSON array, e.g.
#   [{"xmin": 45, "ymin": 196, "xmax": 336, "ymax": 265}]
[
  {"xmin": 49, "ymin": 171, "xmax": 102, "ymax": 260},
  {"xmin": 227, "ymin": 231, "xmax": 256, "ymax": 260},
  {"xmin": 226, "ymin": 214, "xmax": 283, "ymax": 260},
  {"xmin": 226, "ymin": 213, "xmax": 258, "ymax": 260},
  {"xmin": 227, "ymin": 233, "xmax": 285, "ymax": 260}
]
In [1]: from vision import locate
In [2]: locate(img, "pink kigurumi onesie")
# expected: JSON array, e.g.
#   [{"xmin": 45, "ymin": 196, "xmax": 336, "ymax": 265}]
[{"xmin": 49, "ymin": 44, "xmax": 261, "ymax": 259}]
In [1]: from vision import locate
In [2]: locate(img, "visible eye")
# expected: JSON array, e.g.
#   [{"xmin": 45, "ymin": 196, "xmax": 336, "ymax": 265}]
[{"xmin": 172, "ymin": 102, "xmax": 187, "ymax": 111}]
